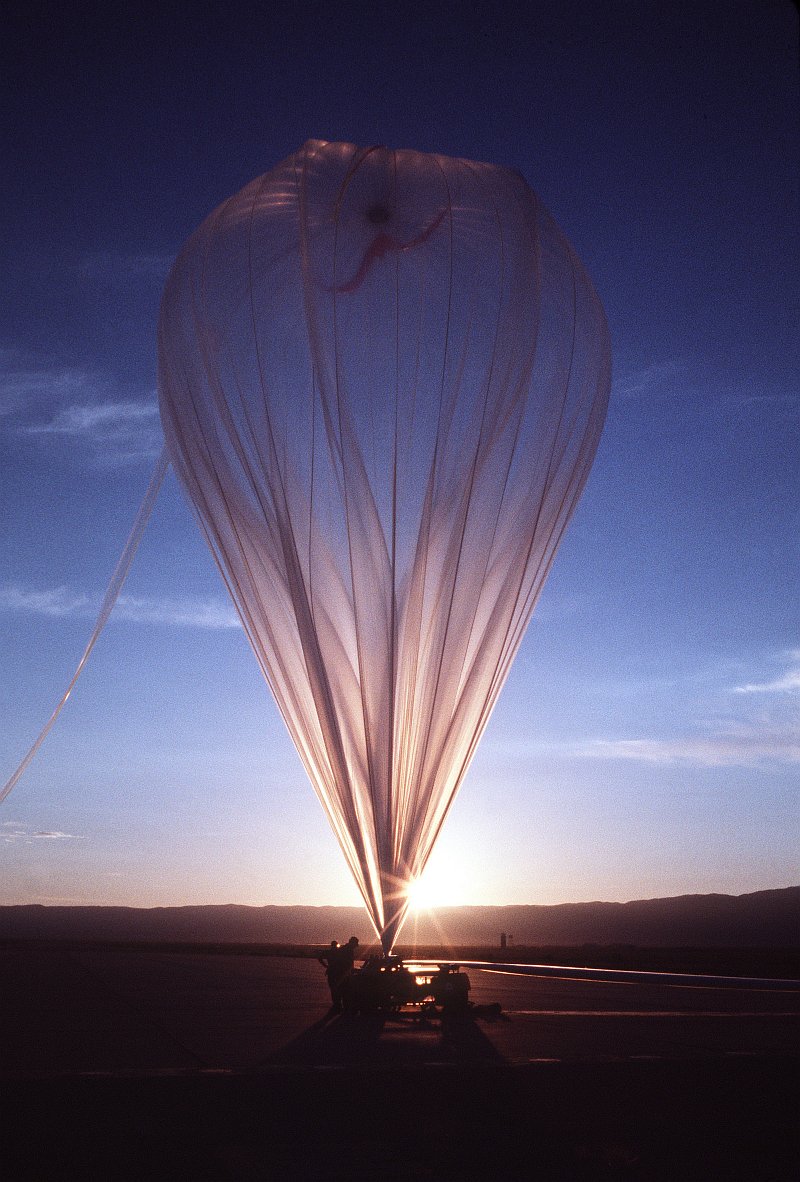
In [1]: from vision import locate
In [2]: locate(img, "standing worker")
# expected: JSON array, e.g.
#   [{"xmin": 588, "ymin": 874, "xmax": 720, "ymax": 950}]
[
  {"xmin": 319, "ymin": 936, "xmax": 359, "ymax": 1012},
  {"xmin": 336, "ymin": 936, "xmax": 360, "ymax": 1010},
  {"xmin": 318, "ymin": 940, "xmax": 341, "ymax": 1011}
]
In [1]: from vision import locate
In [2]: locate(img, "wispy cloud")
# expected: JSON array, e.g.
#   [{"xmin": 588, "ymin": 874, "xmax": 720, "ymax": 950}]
[
  {"xmin": 738, "ymin": 391, "xmax": 800, "ymax": 422},
  {"xmin": 114, "ymin": 594, "xmax": 240, "ymax": 629},
  {"xmin": 0, "ymin": 361, "xmax": 90, "ymax": 417},
  {"xmin": 0, "ymin": 584, "xmax": 240, "ymax": 630},
  {"xmin": 614, "ymin": 364, "xmax": 799, "ymax": 423},
  {"xmin": 734, "ymin": 651, "xmax": 800, "ymax": 695},
  {"xmin": 559, "ymin": 658, "xmax": 800, "ymax": 766},
  {"xmin": 0, "ymin": 585, "xmax": 91, "ymax": 617},
  {"xmin": 23, "ymin": 398, "xmax": 160, "ymax": 453},
  {"xmin": 494, "ymin": 648, "xmax": 800, "ymax": 768},
  {"xmin": 572, "ymin": 727, "xmax": 800, "ymax": 767},
  {"xmin": 1, "ymin": 351, "xmax": 162, "ymax": 465},
  {"xmin": 33, "ymin": 830, "xmax": 84, "ymax": 840},
  {"xmin": 613, "ymin": 360, "xmax": 683, "ymax": 401},
  {"xmin": 2, "ymin": 823, "xmax": 84, "ymax": 844},
  {"xmin": 79, "ymin": 249, "xmax": 173, "ymax": 285},
  {"xmin": 741, "ymin": 391, "xmax": 799, "ymax": 407}
]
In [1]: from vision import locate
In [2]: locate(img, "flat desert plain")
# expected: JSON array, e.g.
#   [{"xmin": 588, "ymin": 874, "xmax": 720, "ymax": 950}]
[{"xmin": 1, "ymin": 946, "xmax": 798, "ymax": 1179}]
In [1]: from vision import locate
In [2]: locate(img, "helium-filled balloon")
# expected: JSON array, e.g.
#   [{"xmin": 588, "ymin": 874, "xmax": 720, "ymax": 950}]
[{"xmin": 157, "ymin": 140, "xmax": 611, "ymax": 952}]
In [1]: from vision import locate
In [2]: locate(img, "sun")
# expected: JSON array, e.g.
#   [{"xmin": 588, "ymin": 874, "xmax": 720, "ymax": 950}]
[
  {"xmin": 404, "ymin": 850, "xmax": 469, "ymax": 912},
  {"xmin": 405, "ymin": 874, "xmax": 441, "ymax": 912}
]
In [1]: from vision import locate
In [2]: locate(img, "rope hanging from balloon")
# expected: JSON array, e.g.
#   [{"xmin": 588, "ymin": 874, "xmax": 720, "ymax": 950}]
[{"xmin": 0, "ymin": 446, "xmax": 170, "ymax": 804}]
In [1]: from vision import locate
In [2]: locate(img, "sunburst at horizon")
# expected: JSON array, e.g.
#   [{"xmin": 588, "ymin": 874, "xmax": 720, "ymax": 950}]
[{"xmin": 404, "ymin": 848, "xmax": 472, "ymax": 914}]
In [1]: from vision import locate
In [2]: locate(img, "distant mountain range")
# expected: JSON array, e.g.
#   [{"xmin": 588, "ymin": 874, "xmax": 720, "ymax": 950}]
[{"xmin": 1, "ymin": 886, "xmax": 797, "ymax": 947}]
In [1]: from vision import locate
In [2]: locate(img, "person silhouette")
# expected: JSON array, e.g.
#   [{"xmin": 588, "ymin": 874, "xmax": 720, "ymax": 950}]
[
  {"xmin": 318, "ymin": 940, "xmax": 341, "ymax": 1009},
  {"xmin": 319, "ymin": 936, "xmax": 359, "ymax": 1011}
]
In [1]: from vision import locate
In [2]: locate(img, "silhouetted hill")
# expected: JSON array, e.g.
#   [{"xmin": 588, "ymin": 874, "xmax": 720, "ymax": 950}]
[{"xmin": 0, "ymin": 886, "xmax": 797, "ymax": 947}]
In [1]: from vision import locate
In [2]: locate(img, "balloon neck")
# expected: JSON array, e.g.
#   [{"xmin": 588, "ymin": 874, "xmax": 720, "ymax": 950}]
[{"xmin": 378, "ymin": 885, "xmax": 409, "ymax": 955}]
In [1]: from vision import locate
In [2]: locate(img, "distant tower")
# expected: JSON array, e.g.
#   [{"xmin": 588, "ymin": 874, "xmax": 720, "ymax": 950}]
[{"xmin": 500, "ymin": 932, "xmax": 507, "ymax": 949}]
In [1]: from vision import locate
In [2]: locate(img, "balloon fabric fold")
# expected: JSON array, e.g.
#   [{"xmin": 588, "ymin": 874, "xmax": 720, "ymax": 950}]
[{"xmin": 157, "ymin": 140, "xmax": 611, "ymax": 952}]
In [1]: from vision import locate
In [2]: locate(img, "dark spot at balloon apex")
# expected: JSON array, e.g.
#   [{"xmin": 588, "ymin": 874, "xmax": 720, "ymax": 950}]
[{"xmin": 366, "ymin": 204, "xmax": 392, "ymax": 225}]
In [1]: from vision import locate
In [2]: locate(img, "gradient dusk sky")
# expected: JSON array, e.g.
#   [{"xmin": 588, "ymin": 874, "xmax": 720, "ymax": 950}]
[{"xmin": 1, "ymin": 1, "xmax": 797, "ymax": 911}]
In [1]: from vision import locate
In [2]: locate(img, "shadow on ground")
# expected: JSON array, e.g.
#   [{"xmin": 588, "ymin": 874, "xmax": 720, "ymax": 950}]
[{"xmin": 267, "ymin": 1007, "xmax": 506, "ymax": 1067}]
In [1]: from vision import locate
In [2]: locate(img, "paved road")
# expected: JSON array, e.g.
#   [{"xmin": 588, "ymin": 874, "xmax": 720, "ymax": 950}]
[{"xmin": 1, "ymin": 947, "xmax": 797, "ymax": 1074}]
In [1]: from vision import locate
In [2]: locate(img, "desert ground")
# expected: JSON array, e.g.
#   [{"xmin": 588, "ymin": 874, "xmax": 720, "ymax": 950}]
[{"xmin": 1, "ymin": 945, "xmax": 798, "ymax": 1179}]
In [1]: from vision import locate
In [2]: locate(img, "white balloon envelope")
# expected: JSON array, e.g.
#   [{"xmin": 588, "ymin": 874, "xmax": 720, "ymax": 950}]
[{"xmin": 157, "ymin": 140, "xmax": 611, "ymax": 951}]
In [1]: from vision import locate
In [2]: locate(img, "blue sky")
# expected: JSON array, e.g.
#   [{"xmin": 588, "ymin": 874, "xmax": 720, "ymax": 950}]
[{"xmin": 1, "ymin": 0, "xmax": 798, "ymax": 910}]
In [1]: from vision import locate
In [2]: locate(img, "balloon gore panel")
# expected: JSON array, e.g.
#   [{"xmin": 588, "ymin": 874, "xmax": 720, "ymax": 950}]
[{"xmin": 157, "ymin": 140, "xmax": 611, "ymax": 951}]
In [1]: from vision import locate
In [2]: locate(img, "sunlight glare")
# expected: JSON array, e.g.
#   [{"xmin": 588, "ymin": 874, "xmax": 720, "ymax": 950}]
[{"xmin": 406, "ymin": 850, "xmax": 469, "ymax": 912}]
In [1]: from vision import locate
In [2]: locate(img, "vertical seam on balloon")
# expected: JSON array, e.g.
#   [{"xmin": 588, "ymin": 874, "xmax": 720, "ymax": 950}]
[
  {"xmin": 435, "ymin": 168, "xmax": 533, "ymax": 751},
  {"xmin": 497, "ymin": 238, "xmax": 584, "ymax": 665},
  {"xmin": 470, "ymin": 329, "xmax": 576, "ymax": 760},
  {"xmin": 499, "ymin": 285, "xmax": 609, "ymax": 675},
  {"xmin": 437, "ymin": 231, "xmax": 592, "ymax": 843},
  {"xmin": 417, "ymin": 184, "xmax": 560, "ymax": 884},
  {"xmin": 296, "ymin": 153, "xmax": 318, "ymax": 632},
  {"xmin": 411, "ymin": 158, "xmax": 508, "ymax": 871},
  {"xmin": 484, "ymin": 221, "xmax": 579, "ymax": 691},
  {"xmin": 418, "ymin": 178, "xmax": 548, "ymax": 855},
  {"xmin": 195, "ymin": 195, "xmax": 270, "ymax": 532},
  {"xmin": 388, "ymin": 147, "xmax": 399, "ymax": 884},
  {"xmin": 309, "ymin": 147, "xmax": 382, "ymax": 927},
  {"xmin": 183, "ymin": 197, "xmax": 277, "ymax": 693},
  {"xmin": 188, "ymin": 201, "xmax": 330, "ymax": 815},
  {"xmin": 331, "ymin": 146, "xmax": 385, "ymax": 932},
  {"xmin": 199, "ymin": 188, "xmax": 304, "ymax": 720},
  {"xmin": 394, "ymin": 151, "xmax": 455, "ymax": 895},
  {"xmin": 246, "ymin": 156, "xmax": 373, "ymax": 916},
  {"xmin": 396, "ymin": 225, "xmax": 431, "ymax": 832}
]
